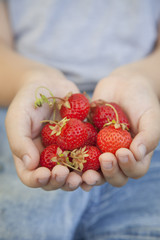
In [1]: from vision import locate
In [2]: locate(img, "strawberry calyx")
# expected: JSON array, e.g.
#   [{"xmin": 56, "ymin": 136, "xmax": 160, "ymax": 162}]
[
  {"xmin": 34, "ymin": 86, "xmax": 55, "ymax": 108},
  {"xmin": 51, "ymin": 147, "xmax": 86, "ymax": 172},
  {"xmin": 49, "ymin": 117, "xmax": 70, "ymax": 136},
  {"xmin": 87, "ymin": 99, "xmax": 107, "ymax": 123},
  {"xmin": 41, "ymin": 117, "xmax": 70, "ymax": 136},
  {"xmin": 70, "ymin": 147, "xmax": 89, "ymax": 171},
  {"xmin": 57, "ymin": 92, "xmax": 72, "ymax": 110},
  {"xmin": 103, "ymin": 119, "xmax": 129, "ymax": 130},
  {"xmin": 34, "ymin": 86, "xmax": 72, "ymax": 110},
  {"xmin": 57, "ymin": 91, "xmax": 90, "ymax": 110},
  {"xmin": 51, "ymin": 147, "xmax": 72, "ymax": 166},
  {"xmin": 90, "ymin": 99, "xmax": 107, "ymax": 108},
  {"xmin": 103, "ymin": 103, "xmax": 129, "ymax": 131}
]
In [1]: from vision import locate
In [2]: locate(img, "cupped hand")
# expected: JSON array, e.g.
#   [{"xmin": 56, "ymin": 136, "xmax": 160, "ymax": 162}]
[
  {"xmin": 5, "ymin": 70, "xmax": 83, "ymax": 191},
  {"xmin": 81, "ymin": 71, "xmax": 160, "ymax": 191}
]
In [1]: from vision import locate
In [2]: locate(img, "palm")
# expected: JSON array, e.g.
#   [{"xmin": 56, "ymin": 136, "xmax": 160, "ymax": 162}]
[{"xmin": 80, "ymin": 74, "xmax": 160, "ymax": 190}]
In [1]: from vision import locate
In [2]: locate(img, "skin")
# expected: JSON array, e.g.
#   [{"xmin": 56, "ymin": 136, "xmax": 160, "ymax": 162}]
[
  {"xmin": 1, "ymin": 2, "xmax": 160, "ymax": 191},
  {"xmin": 82, "ymin": 71, "xmax": 160, "ymax": 190}
]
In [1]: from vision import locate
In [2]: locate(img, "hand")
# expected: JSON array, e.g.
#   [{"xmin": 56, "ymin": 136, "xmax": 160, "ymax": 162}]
[
  {"xmin": 5, "ymin": 69, "xmax": 83, "ymax": 191},
  {"xmin": 81, "ymin": 70, "xmax": 160, "ymax": 191}
]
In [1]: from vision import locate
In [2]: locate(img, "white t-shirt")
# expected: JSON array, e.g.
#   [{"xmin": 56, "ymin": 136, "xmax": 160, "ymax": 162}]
[{"xmin": 7, "ymin": 0, "xmax": 160, "ymax": 91}]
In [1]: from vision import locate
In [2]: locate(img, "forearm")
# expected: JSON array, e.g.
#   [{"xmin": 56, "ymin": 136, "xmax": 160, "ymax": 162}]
[
  {"xmin": 0, "ymin": 42, "xmax": 68, "ymax": 106},
  {"xmin": 113, "ymin": 47, "xmax": 160, "ymax": 99}
]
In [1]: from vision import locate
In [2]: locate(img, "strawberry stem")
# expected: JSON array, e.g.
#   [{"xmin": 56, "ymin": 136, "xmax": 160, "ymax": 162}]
[
  {"xmin": 47, "ymin": 96, "xmax": 65, "ymax": 102},
  {"xmin": 40, "ymin": 119, "xmax": 57, "ymax": 124},
  {"xmin": 105, "ymin": 103, "xmax": 119, "ymax": 123},
  {"xmin": 104, "ymin": 103, "xmax": 129, "ymax": 130},
  {"xmin": 60, "ymin": 161, "xmax": 82, "ymax": 172},
  {"xmin": 35, "ymin": 86, "xmax": 54, "ymax": 99},
  {"xmin": 34, "ymin": 86, "xmax": 56, "ymax": 108}
]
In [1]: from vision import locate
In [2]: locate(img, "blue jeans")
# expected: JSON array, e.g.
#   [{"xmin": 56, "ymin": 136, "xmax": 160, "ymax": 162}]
[{"xmin": 0, "ymin": 108, "xmax": 160, "ymax": 240}]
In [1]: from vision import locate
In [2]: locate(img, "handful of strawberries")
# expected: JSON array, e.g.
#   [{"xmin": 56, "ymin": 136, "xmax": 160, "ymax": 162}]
[{"xmin": 34, "ymin": 87, "xmax": 132, "ymax": 173}]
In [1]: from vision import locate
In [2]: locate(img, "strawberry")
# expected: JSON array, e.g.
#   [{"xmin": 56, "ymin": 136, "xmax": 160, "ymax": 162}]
[
  {"xmin": 56, "ymin": 118, "xmax": 88, "ymax": 151},
  {"xmin": 89, "ymin": 102, "xmax": 130, "ymax": 130},
  {"xmin": 41, "ymin": 123, "xmax": 58, "ymax": 147},
  {"xmin": 84, "ymin": 122, "xmax": 97, "ymax": 146},
  {"xmin": 59, "ymin": 92, "xmax": 90, "ymax": 121},
  {"xmin": 40, "ymin": 144, "xmax": 59, "ymax": 170},
  {"xmin": 70, "ymin": 146, "xmax": 101, "ymax": 172},
  {"xmin": 40, "ymin": 144, "xmax": 71, "ymax": 170},
  {"xmin": 97, "ymin": 125, "xmax": 132, "ymax": 154},
  {"xmin": 34, "ymin": 88, "xmax": 90, "ymax": 121}
]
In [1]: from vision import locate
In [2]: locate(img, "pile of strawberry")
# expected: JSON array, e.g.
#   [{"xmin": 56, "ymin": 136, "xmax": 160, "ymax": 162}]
[{"xmin": 35, "ymin": 90, "xmax": 132, "ymax": 172}]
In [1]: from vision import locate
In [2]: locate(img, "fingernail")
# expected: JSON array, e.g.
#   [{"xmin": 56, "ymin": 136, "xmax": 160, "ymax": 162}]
[
  {"xmin": 138, "ymin": 144, "xmax": 146, "ymax": 159},
  {"xmin": 38, "ymin": 178, "xmax": 49, "ymax": 185},
  {"xmin": 102, "ymin": 161, "xmax": 113, "ymax": 169},
  {"xmin": 22, "ymin": 155, "xmax": 31, "ymax": 168},
  {"xmin": 118, "ymin": 156, "xmax": 128, "ymax": 163}
]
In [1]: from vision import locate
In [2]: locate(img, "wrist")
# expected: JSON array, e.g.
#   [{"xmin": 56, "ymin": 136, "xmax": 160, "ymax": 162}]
[
  {"xmin": 94, "ymin": 64, "xmax": 158, "ymax": 104},
  {"xmin": 111, "ymin": 61, "xmax": 160, "ymax": 99},
  {"xmin": 17, "ymin": 66, "xmax": 79, "ymax": 99},
  {"xmin": 0, "ymin": 42, "xmax": 78, "ymax": 106}
]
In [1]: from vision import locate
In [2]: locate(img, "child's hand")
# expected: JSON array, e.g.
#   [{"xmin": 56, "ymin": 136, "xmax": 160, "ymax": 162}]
[
  {"xmin": 81, "ymin": 70, "xmax": 160, "ymax": 191},
  {"xmin": 5, "ymin": 70, "xmax": 83, "ymax": 191}
]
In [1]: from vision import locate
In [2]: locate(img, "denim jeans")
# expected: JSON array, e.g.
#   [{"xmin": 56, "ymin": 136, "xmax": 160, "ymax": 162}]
[{"xmin": 0, "ymin": 108, "xmax": 160, "ymax": 240}]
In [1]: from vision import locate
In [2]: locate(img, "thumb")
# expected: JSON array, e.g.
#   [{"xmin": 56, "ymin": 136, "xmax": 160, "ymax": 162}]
[
  {"xmin": 130, "ymin": 106, "xmax": 160, "ymax": 161},
  {"xmin": 5, "ymin": 109, "xmax": 40, "ymax": 170}
]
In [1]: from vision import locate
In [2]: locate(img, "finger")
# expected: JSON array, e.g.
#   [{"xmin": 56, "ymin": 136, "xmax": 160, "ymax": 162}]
[
  {"xmin": 5, "ymin": 85, "xmax": 53, "ymax": 170},
  {"xmin": 61, "ymin": 171, "xmax": 83, "ymax": 191},
  {"xmin": 116, "ymin": 148, "xmax": 152, "ymax": 179},
  {"xmin": 100, "ymin": 152, "xmax": 128, "ymax": 187},
  {"xmin": 14, "ymin": 155, "xmax": 51, "ymax": 188},
  {"xmin": 80, "ymin": 170, "xmax": 105, "ymax": 192},
  {"xmin": 80, "ymin": 183, "xmax": 93, "ymax": 192},
  {"xmin": 130, "ymin": 104, "xmax": 160, "ymax": 161},
  {"xmin": 6, "ymin": 109, "xmax": 41, "ymax": 170},
  {"xmin": 42, "ymin": 165, "xmax": 70, "ymax": 191},
  {"xmin": 82, "ymin": 170, "xmax": 105, "ymax": 186}
]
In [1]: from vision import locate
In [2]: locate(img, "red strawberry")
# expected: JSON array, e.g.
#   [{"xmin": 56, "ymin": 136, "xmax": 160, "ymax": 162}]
[
  {"xmin": 40, "ymin": 144, "xmax": 59, "ymax": 170},
  {"xmin": 57, "ymin": 118, "xmax": 88, "ymax": 150},
  {"xmin": 59, "ymin": 92, "xmax": 90, "ymax": 121},
  {"xmin": 97, "ymin": 125, "xmax": 132, "ymax": 154},
  {"xmin": 40, "ymin": 144, "xmax": 71, "ymax": 170},
  {"xmin": 41, "ymin": 123, "xmax": 58, "ymax": 147},
  {"xmin": 70, "ymin": 146, "xmax": 101, "ymax": 172},
  {"xmin": 84, "ymin": 122, "xmax": 97, "ymax": 146},
  {"xmin": 89, "ymin": 102, "xmax": 130, "ymax": 130},
  {"xmin": 41, "ymin": 117, "xmax": 70, "ymax": 147}
]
